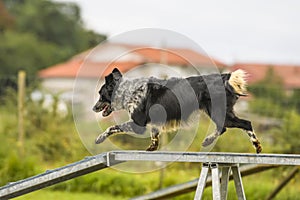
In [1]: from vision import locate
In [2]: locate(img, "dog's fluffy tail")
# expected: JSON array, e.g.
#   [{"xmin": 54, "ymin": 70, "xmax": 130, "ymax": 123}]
[{"xmin": 228, "ymin": 69, "xmax": 247, "ymax": 95}]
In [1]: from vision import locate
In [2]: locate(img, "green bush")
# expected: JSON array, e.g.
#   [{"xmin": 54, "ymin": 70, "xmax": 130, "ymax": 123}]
[
  {"xmin": 0, "ymin": 152, "xmax": 37, "ymax": 186},
  {"xmin": 249, "ymin": 98, "xmax": 286, "ymax": 118},
  {"xmin": 51, "ymin": 171, "xmax": 148, "ymax": 197},
  {"xmin": 274, "ymin": 110, "xmax": 300, "ymax": 153},
  {"xmin": 0, "ymin": 87, "xmax": 87, "ymax": 163}
]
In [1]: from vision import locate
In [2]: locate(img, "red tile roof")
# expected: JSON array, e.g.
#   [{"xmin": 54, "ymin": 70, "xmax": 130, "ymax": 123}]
[
  {"xmin": 39, "ymin": 60, "xmax": 82, "ymax": 78},
  {"xmin": 39, "ymin": 60, "xmax": 140, "ymax": 78},
  {"xmin": 134, "ymin": 47, "xmax": 225, "ymax": 67},
  {"xmin": 39, "ymin": 43, "xmax": 226, "ymax": 79},
  {"xmin": 231, "ymin": 63, "xmax": 300, "ymax": 89}
]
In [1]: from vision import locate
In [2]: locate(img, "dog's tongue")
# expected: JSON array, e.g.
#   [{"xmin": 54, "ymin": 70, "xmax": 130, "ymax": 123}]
[{"xmin": 102, "ymin": 105, "xmax": 109, "ymax": 116}]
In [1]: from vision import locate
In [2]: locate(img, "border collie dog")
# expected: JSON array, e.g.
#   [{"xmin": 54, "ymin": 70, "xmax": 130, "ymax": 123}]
[{"xmin": 93, "ymin": 68, "xmax": 262, "ymax": 153}]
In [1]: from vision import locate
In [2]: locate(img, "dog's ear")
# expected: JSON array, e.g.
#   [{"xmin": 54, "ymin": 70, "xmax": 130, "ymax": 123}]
[
  {"xmin": 105, "ymin": 74, "xmax": 113, "ymax": 83},
  {"xmin": 112, "ymin": 68, "xmax": 122, "ymax": 80}
]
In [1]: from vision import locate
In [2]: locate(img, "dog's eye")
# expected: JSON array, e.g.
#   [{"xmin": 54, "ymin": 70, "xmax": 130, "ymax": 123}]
[{"xmin": 101, "ymin": 95, "xmax": 108, "ymax": 101}]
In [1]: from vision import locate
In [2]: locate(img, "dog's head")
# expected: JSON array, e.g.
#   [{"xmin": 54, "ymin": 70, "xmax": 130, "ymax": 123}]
[{"xmin": 93, "ymin": 68, "xmax": 122, "ymax": 117}]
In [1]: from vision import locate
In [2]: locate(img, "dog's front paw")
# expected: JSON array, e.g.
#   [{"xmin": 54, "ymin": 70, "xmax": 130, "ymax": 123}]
[
  {"xmin": 256, "ymin": 145, "xmax": 262, "ymax": 154},
  {"xmin": 146, "ymin": 143, "xmax": 158, "ymax": 151},
  {"xmin": 202, "ymin": 136, "xmax": 216, "ymax": 147},
  {"xmin": 95, "ymin": 133, "xmax": 107, "ymax": 144},
  {"xmin": 146, "ymin": 138, "xmax": 159, "ymax": 151},
  {"xmin": 253, "ymin": 140, "xmax": 262, "ymax": 154}
]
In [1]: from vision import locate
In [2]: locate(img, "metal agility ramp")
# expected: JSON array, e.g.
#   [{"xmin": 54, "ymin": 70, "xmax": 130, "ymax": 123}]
[{"xmin": 1, "ymin": 151, "xmax": 300, "ymax": 200}]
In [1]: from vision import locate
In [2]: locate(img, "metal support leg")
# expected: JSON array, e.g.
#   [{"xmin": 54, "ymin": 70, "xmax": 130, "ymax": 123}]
[
  {"xmin": 220, "ymin": 166, "xmax": 231, "ymax": 200},
  {"xmin": 211, "ymin": 164, "xmax": 221, "ymax": 200},
  {"xmin": 194, "ymin": 163, "xmax": 209, "ymax": 200},
  {"xmin": 195, "ymin": 163, "xmax": 246, "ymax": 200},
  {"xmin": 232, "ymin": 165, "xmax": 246, "ymax": 200}
]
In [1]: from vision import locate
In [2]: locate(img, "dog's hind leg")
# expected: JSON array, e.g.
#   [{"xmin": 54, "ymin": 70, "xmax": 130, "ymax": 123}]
[
  {"xmin": 202, "ymin": 129, "xmax": 219, "ymax": 147},
  {"xmin": 246, "ymin": 130, "xmax": 262, "ymax": 153},
  {"xmin": 95, "ymin": 121, "xmax": 146, "ymax": 144},
  {"xmin": 201, "ymin": 102, "xmax": 227, "ymax": 147},
  {"xmin": 146, "ymin": 127, "xmax": 160, "ymax": 151},
  {"xmin": 202, "ymin": 127, "xmax": 226, "ymax": 147},
  {"xmin": 225, "ymin": 115, "xmax": 262, "ymax": 153}
]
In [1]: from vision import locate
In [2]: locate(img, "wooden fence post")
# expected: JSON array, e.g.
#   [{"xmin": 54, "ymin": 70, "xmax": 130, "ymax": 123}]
[{"xmin": 17, "ymin": 70, "xmax": 26, "ymax": 155}]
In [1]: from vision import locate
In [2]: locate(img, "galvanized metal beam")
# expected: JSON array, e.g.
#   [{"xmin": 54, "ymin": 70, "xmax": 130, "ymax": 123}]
[
  {"xmin": 194, "ymin": 163, "xmax": 209, "ymax": 200},
  {"xmin": 111, "ymin": 151, "xmax": 300, "ymax": 165},
  {"xmin": 220, "ymin": 165, "xmax": 231, "ymax": 200},
  {"xmin": 231, "ymin": 165, "xmax": 246, "ymax": 200},
  {"xmin": 211, "ymin": 164, "xmax": 221, "ymax": 200},
  {"xmin": 0, "ymin": 152, "xmax": 122, "ymax": 199}
]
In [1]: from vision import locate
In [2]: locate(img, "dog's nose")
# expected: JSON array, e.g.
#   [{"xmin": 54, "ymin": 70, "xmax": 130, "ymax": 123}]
[{"xmin": 93, "ymin": 106, "xmax": 98, "ymax": 112}]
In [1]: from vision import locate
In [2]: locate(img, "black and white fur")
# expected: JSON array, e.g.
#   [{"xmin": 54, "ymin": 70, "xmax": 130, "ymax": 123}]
[{"xmin": 93, "ymin": 68, "xmax": 262, "ymax": 153}]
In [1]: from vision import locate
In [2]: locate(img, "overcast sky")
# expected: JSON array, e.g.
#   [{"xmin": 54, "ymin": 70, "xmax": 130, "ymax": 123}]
[{"xmin": 56, "ymin": 0, "xmax": 300, "ymax": 65}]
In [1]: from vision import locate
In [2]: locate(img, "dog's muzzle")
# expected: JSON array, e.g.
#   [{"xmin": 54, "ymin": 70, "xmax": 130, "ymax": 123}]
[{"xmin": 93, "ymin": 101, "xmax": 112, "ymax": 117}]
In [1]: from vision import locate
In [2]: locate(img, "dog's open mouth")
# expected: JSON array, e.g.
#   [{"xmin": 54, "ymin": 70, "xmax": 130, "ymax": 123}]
[
  {"xmin": 93, "ymin": 102, "xmax": 112, "ymax": 117},
  {"xmin": 101, "ymin": 103, "xmax": 112, "ymax": 117}
]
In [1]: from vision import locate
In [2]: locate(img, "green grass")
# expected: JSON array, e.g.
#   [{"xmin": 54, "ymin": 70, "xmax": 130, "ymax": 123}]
[{"xmin": 15, "ymin": 190, "xmax": 124, "ymax": 200}]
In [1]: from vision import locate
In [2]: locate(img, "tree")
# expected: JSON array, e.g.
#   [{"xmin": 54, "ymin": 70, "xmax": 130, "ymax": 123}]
[
  {"xmin": 0, "ymin": 0, "xmax": 15, "ymax": 32},
  {"xmin": 0, "ymin": 0, "xmax": 106, "ymax": 96},
  {"xmin": 248, "ymin": 67, "xmax": 286, "ymax": 117},
  {"xmin": 276, "ymin": 110, "xmax": 300, "ymax": 153},
  {"xmin": 0, "ymin": 0, "xmax": 106, "ymax": 76},
  {"xmin": 249, "ymin": 66, "xmax": 284, "ymax": 100},
  {"xmin": 0, "ymin": 31, "xmax": 67, "ymax": 74},
  {"xmin": 4, "ymin": 0, "xmax": 105, "ymax": 51},
  {"xmin": 289, "ymin": 89, "xmax": 300, "ymax": 113}
]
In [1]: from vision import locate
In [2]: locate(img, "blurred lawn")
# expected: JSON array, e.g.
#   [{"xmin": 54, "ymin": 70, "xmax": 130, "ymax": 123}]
[{"xmin": 14, "ymin": 190, "xmax": 124, "ymax": 200}]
